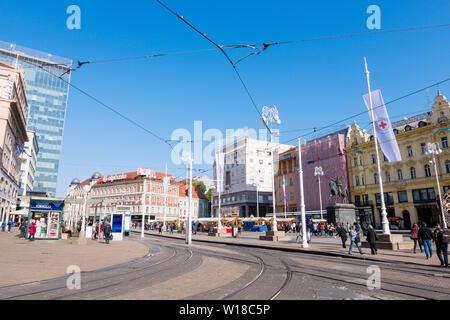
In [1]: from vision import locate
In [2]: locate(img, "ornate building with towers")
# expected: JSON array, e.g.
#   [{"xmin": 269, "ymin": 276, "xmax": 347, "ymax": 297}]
[{"xmin": 345, "ymin": 91, "xmax": 450, "ymax": 228}]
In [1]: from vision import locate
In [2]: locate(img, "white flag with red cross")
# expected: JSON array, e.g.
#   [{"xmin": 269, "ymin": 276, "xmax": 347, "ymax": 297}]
[{"xmin": 363, "ymin": 88, "xmax": 402, "ymax": 162}]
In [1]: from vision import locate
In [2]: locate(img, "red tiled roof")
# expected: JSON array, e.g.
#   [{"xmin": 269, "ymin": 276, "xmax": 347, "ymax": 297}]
[{"xmin": 0, "ymin": 62, "xmax": 14, "ymax": 69}]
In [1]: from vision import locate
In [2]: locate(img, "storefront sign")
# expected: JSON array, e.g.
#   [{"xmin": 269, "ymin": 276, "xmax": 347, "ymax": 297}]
[
  {"xmin": 104, "ymin": 174, "xmax": 127, "ymax": 182},
  {"xmin": 30, "ymin": 201, "xmax": 64, "ymax": 211},
  {"xmin": 137, "ymin": 168, "xmax": 156, "ymax": 178}
]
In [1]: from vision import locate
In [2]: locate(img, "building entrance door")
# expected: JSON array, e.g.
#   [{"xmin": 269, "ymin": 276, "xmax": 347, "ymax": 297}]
[{"xmin": 402, "ymin": 210, "xmax": 411, "ymax": 229}]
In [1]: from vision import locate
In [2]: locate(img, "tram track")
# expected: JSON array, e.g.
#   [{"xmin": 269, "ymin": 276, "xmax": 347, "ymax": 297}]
[{"xmin": 0, "ymin": 240, "xmax": 196, "ymax": 300}]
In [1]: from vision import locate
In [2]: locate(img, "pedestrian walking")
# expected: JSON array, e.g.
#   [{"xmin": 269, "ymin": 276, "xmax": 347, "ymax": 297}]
[
  {"xmin": 418, "ymin": 222, "xmax": 434, "ymax": 259},
  {"xmin": 336, "ymin": 223, "xmax": 347, "ymax": 248},
  {"xmin": 7, "ymin": 219, "xmax": 13, "ymax": 232},
  {"xmin": 1, "ymin": 221, "xmax": 6, "ymax": 232},
  {"xmin": 28, "ymin": 220, "xmax": 37, "ymax": 241},
  {"xmin": 158, "ymin": 223, "xmax": 163, "ymax": 234},
  {"xmin": 19, "ymin": 220, "xmax": 27, "ymax": 239},
  {"xmin": 410, "ymin": 223, "xmax": 423, "ymax": 254},
  {"xmin": 313, "ymin": 222, "xmax": 318, "ymax": 236},
  {"xmin": 366, "ymin": 225, "xmax": 378, "ymax": 255},
  {"xmin": 348, "ymin": 225, "xmax": 363, "ymax": 255},
  {"xmin": 103, "ymin": 222, "xmax": 112, "ymax": 244},
  {"xmin": 433, "ymin": 224, "xmax": 449, "ymax": 268}
]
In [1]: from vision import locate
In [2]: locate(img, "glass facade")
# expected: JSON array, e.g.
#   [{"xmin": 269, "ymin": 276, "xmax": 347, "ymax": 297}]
[{"xmin": 0, "ymin": 41, "xmax": 71, "ymax": 196}]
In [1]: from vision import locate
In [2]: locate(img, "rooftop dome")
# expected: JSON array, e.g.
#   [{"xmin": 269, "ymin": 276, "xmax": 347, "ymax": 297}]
[
  {"xmin": 91, "ymin": 172, "xmax": 102, "ymax": 179},
  {"xmin": 71, "ymin": 178, "xmax": 80, "ymax": 185}
]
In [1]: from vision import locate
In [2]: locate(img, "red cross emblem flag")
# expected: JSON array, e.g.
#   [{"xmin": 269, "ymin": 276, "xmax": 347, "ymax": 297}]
[{"xmin": 363, "ymin": 88, "xmax": 402, "ymax": 162}]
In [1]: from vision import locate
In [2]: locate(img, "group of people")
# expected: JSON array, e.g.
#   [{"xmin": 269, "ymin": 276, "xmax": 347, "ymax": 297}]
[
  {"xmin": 1, "ymin": 219, "xmax": 14, "ymax": 233},
  {"xmin": 410, "ymin": 222, "xmax": 449, "ymax": 267}
]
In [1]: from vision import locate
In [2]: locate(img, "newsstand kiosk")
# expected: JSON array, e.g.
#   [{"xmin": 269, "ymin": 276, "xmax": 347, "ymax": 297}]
[{"xmin": 26, "ymin": 198, "xmax": 64, "ymax": 240}]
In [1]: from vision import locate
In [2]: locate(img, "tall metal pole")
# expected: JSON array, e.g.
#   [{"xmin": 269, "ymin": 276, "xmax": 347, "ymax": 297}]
[
  {"xmin": 318, "ymin": 174, "xmax": 323, "ymax": 220},
  {"xmin": 141, "ymin": 179, "xmax": 145, "ymax": 238},
  {"xmin": 271, "ymin": 131, "xmax": 278, "ymax": 231},
  {"xmin": 298, "ymin": 138, "xmax": 308, "ymax": 248},
  {"xmin": 364, "ymin": 57, "xmax": 390, "ymax": 235},
  {"xmin": 430, "ymin": 148, "xmax": 447, "ymax": 228},
  {"xmin": 186, "ymin": 157, "xmax": 193, "ymax": 245},
  {"xmin": 283, "ymin": 175, "xmax": 287, "ymax": 219},
  {"xmin": 163, "ymin": 163, "xmax": 168, "ymax": 229},
  {"xmin": 256, "ymin": 184, "xmax": 259, "ymax": 219}
]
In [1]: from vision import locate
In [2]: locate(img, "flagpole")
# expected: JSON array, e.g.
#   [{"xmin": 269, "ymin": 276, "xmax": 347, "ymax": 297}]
[
  {"xmin": 283, "ymin": 175, "xmax": 287, "ymax": 219},
  {"xmin": 364, "ymin": 57, "xmax": 391, "ymax": 235},
  {"xmin": 163, "ymin": 163, "xmax": 168, "ymax": 229}
]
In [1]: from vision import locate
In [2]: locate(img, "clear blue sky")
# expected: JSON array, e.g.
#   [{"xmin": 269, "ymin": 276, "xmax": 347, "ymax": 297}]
[{"xmin": 2, "ymin": 0, "xmax": 450, "ymax": 197}]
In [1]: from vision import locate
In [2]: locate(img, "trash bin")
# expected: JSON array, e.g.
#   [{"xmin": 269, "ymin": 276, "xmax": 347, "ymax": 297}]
[{"xmin": 232, "ymin": 227, "xmax": 238, "ymax": 238}]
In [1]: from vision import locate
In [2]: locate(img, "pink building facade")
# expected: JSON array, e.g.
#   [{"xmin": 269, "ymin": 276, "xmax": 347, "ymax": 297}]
[{"xmin": 295, "ymin": 130, "xmax": 350, "ymax": 212}]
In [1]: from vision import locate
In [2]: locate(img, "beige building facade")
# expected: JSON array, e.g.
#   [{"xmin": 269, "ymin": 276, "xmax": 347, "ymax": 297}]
[
  {"xmin": 0, "ymin": 62, "xmax": 28, "ymax": 222},
  {"xmin": 346, "ymin": 91, "xmax": 450, "ymax": 229}
]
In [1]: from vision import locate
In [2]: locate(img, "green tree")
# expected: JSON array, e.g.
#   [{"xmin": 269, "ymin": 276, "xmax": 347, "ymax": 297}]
[
  {"xmin": 192, "ymin": 180, "xmax": 206, "ymax": 194},
  {"xmin": 205, "ymin": 189, "xmax": 212, "ymax": 202}
]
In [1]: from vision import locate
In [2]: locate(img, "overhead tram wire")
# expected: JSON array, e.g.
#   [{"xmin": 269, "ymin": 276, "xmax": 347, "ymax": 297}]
[
  {"xmin": 281, "ymin": 77, "xmax": 450, "ymax": 145},
  {"xmin": 30, "ymin": 23, "xmax": 449, "ymax": 71},
  {"xmin": 20, "ymin": 59, "xmax": 175, "ymax": 151},
  {"xmin": 156, "ymin": 0, "xmax": 271, "ymax": 133}
]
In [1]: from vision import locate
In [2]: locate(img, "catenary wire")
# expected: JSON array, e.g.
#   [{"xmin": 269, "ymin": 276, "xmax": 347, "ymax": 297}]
[
  {"xmin": 281, "ymin": 77, "xmax": 450, "ymax": 144},
  {"xmin": 19, "ymin": 58, "xmax": 176, "ymax": 151},
  {"xmin": 156, "ymin": 0, "xmax": 271, "ymax": 132}
]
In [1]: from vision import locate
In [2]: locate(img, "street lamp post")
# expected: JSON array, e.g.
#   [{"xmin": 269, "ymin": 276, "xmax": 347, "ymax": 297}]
[
  {"xmin": 252, "ymin": 183, "xmax": 259, "ymax": 219},
  {"xmin": 314, "ymin": 166, "xmax": 324, "ymax": 220},
  {"xmin": 262, "ymin": 105, "xmax": 281, "ymax": 231},
  {"xmin": 425, "ymin": 142, "xmax": 447, "ymax": 229},
  {"xmin": 181, "ymin": 154, "xmax": 194, "ymax": 245},
  {"xmin": 298, "ymin": 138, "xmax": 308, "ymax": 248}
]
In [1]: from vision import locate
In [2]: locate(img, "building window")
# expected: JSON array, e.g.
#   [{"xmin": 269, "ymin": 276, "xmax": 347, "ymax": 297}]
[
  {"xmin": 421, "ymin": 143, "xmax": 426, "ymax": 154},
  {"xmin": 385, "ymin": 171, "xmax": 390, "ymax": 182},
  {"xmin": 405, "ymin": 125, "xmax": 412, "ymax": 132},
  {"xmin": 412, "ymin": 188, "xmax": 436, "ymax": 203},
  {"xmin": 361, "ymin": 176, "xmax": 365, "ymax": 185},
  {"xmin": 290, "ymin": 192, "xmax": 294, "ymax": 201},
  {"xmin": 354, "ymin": 195, "xmax": 361, "ymax": 206},
  {"xmin": 418, "ymin": 121, "xmax": 427, "ymax": 128},
  {"xmin": 289, "ymin": 178, "xmax": 293, "ymax": 186},
  {"xmin": 353, "ymin": 158, "xmax": 358, "ymax": 166},
  {"xmin": 383, "ymin": 154, "xmax": 387, "ymax": 162},
  {"xmin": 441, "ymin": 137, "xmax": 448, "ymax": 149},
  {"xmin": 279, "ymin": 194, "xmax": 283, "ymax": 202},
  {"xmin": 355, "ymin": 176, "xmax": 360, "ymax": 186},
  {"xmin": 363, "ymin": 194, "xmax": 369, "ymax": 205},
  {"xmin": 410, "ymin": 167, "xmax": 416, "ymax": 179},
  {"xmin": 398, "ymin": 191, "xmax": 408, "ymax": 203},
  {"xmin": 374, "ymin": 173, "xmax": 378, "ymax": 184},
  {"xmin": 424, "ymin": 164, "xmax": 431, "ymax": 177},
  {"xmin": 397, "ymin": 169, "xmax": 403, "ymax": 181},
  {"xmin": 360, "ymin": 158, "xmax": 363, "ymax": 166},
  {"xmin": 446, "ymin": 160, "xmax": 450, "ymax": 174},
  {"xmin": 440, "ymin": 112, "xmax": 447, "ymax": 122},
  {"xmin": 407, "ymin": 146, "xmax": 413, "ymax": 157},
  {"xmin": 393, "ymin": 129, "xmax": 399, "ymax": 134},
  {"xmin": 371, "ymin": 154, "xmax": 376, "ymax": 164}
]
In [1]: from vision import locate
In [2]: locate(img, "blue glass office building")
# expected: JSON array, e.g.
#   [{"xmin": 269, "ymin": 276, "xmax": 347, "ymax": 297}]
[{"xmin": 0, "ymin": 41, "xmax": 72, "ymax": 197}]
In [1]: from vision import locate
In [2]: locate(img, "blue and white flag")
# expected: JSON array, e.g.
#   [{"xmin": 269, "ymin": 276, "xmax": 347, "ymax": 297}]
[{"xmin": 363, "ymin": 89, "xmax": 402, "ymax": 162}]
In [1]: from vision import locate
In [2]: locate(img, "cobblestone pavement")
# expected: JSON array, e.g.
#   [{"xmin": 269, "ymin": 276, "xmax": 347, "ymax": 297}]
[{"xmin": 0, "ymin": 230, "xmax": 448, "ymax": 300}]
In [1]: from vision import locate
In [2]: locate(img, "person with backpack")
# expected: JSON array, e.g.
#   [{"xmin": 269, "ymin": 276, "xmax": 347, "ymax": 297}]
[
  {"xmin": 103, "ymin": 222, "xmax": 112, "ymax": 244},
  {"xmin": 418, "ymin": 222, "xmax": 434, "ymax": 259},
  {"xmin": 433, "ymin": 223, "xmax": 449, "ymax": 268},
  {"xmin": 348, "ymin": 225, "xmax": 364, "ymax": 255},
  {"xmin": 19, "ymin": 220, "xmax": 27, "ymax": 239},
  {"xmin": 410, "ymin": 223, "xmax": 423, "ymax": 254}
]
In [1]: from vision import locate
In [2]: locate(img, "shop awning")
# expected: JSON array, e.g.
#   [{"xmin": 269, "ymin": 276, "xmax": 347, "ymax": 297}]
[{"xmin": 9, "ymin": 209, "xmax": 29, "ymax": 217}]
